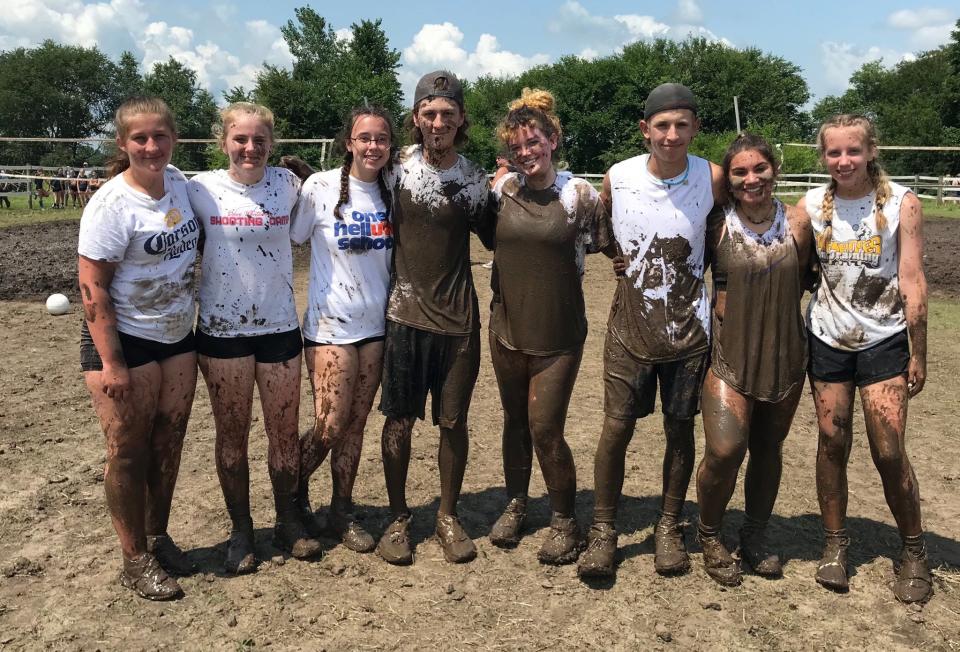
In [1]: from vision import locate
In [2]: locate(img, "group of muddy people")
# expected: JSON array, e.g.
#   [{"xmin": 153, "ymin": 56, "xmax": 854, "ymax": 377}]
[
  {"xmin": 0, "ymin": 166, "xmax": 102, "ymax": 209},
  {"xmin": 76, "ymin": 70, "xmax": 931, "ymax": 605}
]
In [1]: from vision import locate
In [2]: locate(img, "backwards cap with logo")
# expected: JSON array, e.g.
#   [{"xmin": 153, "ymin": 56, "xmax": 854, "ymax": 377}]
[{"xmin": 413, "ymin": 71, "xmax": 464, "ymax": 108}]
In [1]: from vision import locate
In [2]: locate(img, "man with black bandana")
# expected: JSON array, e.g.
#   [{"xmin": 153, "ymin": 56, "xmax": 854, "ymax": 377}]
[
  {"xmin": 578, "ymin": 83, "xmax": 726, "ymax": 579},
  {"xmin": 376, "ymin": 70, "xmax": 494, "ymax": 565}
]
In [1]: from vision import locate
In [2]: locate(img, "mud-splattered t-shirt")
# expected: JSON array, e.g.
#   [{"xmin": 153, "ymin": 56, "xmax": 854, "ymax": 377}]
[
  {"xmin": 806, "ymin": 182, "xmax": 908, "ymax": 351},
  {"xmin": 489, "ymin": 171, "xmax": 607, "ymax": 355},
  {"xmin": 188, "ymin": 167, "xmax": 300, "ymax": 337},
  {"xmin": 710, "ymin": 200, "xmax": 806, "ymax": 401},
  {"xmin": 78, "ymin": 165, "xmax": 199, "ymax": 343},
  {"xmin": 386, "ymin": 145, "xmax": 493, "ymax": 335},
  {"xmin": 290, "ymin": 168, "xmax": 392, "ymax": 344},
  {"xmin": 606, "ymin": 154, "xmax": 715, "ymax": 362}
]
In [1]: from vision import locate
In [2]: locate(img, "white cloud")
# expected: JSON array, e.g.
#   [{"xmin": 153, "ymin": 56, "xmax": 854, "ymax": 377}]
[
  {"xmin": 887, "ymin": 7, "xmax": 956, "ymax": 49},
  {"xmin": 401, "ymin": 22, "xmax": 549, "ymax": 101},
  {"xmin": 334, "ymin": 27, "xmax": 353, "ymax": 44},
  {"xmin": 818, "ymin": 41, "xmax": 916, "ymax": 96},
  {"xmin": 675, "ymin": 0, "xmax": 704, "ymax": 24}
]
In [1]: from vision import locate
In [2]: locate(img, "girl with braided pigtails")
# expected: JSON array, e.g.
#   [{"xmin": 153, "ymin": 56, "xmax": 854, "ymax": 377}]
[
  {"xmin": 800, "ymin": 114, "xmax": 931, "ymax": 602},
  {"xmin": 291, "ymin": 105, "xmax": 397, "ymax": 554}
]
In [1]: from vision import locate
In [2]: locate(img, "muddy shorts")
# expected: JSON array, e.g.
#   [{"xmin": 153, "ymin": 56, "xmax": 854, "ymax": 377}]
[
  {"xmin": 378, "ymin": 320, "xmax": 480, "ymax": 428},
  {"xmin": 196, "ymin": 327, "xmax": 302, "ymax": 363},
  {"xmin": 603, "ymin": 332, "xmax": 708, "ymax": 420},
  {"xmin": 808, "ymin": 329, "xmax": 909, "ymax": 387},
  {"xmin": 80, "ymin": 322, "xmax": 195, "ymax": 371}
]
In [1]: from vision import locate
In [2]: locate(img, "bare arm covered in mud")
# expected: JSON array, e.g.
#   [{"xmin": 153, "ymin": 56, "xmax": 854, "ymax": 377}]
[
  {"xmin": 705, "ymin": 203, "xmax": 727, "ymax": 321},
  {"xmin": 786, "ymin": 202, "xmax": 813, "ymax": 276},
  {"xmin": 78, "ymin": 255, "xmax": 129, "ymax": 400},
  {"xmin": 710, "ymin": 161, "xmax": 728, "ymax": 207},
  {"xmin": 795, "ymin": 196, "xmax": 820, "ymax": 292},
  {"xmin": 600, "ymin": 173, "xmax": 625, "ymax": 275},
  {"xmin": 897, "ymin": 192, "xmax": 928, "ymax": 397}
]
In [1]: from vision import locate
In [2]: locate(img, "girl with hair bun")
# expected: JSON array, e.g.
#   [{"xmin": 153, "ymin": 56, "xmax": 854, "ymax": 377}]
[
  {"xmin": 487, "ymin": 88, "xmax": 610, "ymax": 564},
  {"xmin": 290, "ymin": 104, "xmax": 397, "ymax": 555},
  {"xmin": 78, "ymin": 96, "xmax": 200, "ymax": 600},
  {"xmin": 188, "ymin": 102, "xmax": 320, "ymax": 574},
  {"xmin": 800, "ymin": 114, "xmax": 930, "ymax": 602}
]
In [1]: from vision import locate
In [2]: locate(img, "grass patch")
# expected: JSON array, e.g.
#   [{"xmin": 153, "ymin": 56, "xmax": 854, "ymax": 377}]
[{"xmin": 0, "ymin": 195, "xmax": 82, "ymax": 228}]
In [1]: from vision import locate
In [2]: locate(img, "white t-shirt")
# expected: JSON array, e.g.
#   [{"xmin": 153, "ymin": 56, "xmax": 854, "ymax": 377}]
[
  {"xmin": 188, "ymin": 167, "xmax": 301, "ymax": 337},
  {"xmin": 290, "ymin": 168, "xmax": 392, "ymax": 344},
  {"xmin": 806, "ymin": 182, "xmax": 908, "ymax": 351},
  {"xmin": 78, "ymin": 165, "xmax": 200, "ymax": 343}
]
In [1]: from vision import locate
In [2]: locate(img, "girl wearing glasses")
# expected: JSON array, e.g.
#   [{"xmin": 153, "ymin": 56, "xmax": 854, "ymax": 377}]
[{"xmin": 291, "ymin": 105, "xmax": 397, "ymax": 554}]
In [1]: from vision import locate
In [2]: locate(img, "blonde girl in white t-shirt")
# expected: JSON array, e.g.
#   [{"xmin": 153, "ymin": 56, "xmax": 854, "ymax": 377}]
[
  {"xmin": 290, "ymin": 105, "xmax": 396, "ymax": 554},
  {"xmin": 78, "ymin": 97, "xmax": 199, "ymax": 601},
  {"xmin": 799, "ymin": 114, "xmax": 930, "ymax": 603},
  {"xmin": 188, "ymin": 103, "xmax": 320, "ymax": 574}
]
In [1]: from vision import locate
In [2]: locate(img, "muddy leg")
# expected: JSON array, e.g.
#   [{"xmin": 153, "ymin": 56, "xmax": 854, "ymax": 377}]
[
  {"xmin": 811, "ymin": 378, "xmax": 856, "ymax": 531},
  {"xmin": 489, "ymin": 333, "xmax": 533, "ymax": 501},
  {"xmin": 381, "ymin": 417, "xmax": 414, "ymax": 517},
  {"xmin": 743, "ymin": 383, "xmax": 802, "ymax": 523},
  {"xmin": 591, "ymin": 416, "xmax": 637, "ymax": 524},
  {"xmin": 256, "ymin": 355, "xmax": 302, "ymax": 519}
]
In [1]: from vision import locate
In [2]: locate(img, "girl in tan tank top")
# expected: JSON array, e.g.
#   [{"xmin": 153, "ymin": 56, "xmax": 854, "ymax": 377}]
[{"xmin": 694, "ymin": 134, "xmax": 812, "ymax": 587}]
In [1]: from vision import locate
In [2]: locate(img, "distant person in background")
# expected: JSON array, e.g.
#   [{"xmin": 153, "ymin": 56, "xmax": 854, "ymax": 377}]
[
  {"xmin": 51, "ymin": 168, "xmax": 64, "ymax": 209},
  {"xmin": 68, "ymin": 167, "xmax": 80, "ymax": 208},
  {"xmin": 77, "ymin": 164, "xmax": 90, "ymax": 207},
  {"xmin": 28, "ymin": 168, "xmax": 46, "ymax": 210},
  {"xmin": 78, "ymin": 96, "xmax": 200, "ymax": 601},
  {"xmin": 0, "ymin": 171, "xmax": 10, "ymax": 208},
  {"xmin": 801, "ymin": 114, "xmax": 931, "ymax": 603},
  {"xmin": 188, "ymin": 102, "xmax": 320, "ymax": 574}
]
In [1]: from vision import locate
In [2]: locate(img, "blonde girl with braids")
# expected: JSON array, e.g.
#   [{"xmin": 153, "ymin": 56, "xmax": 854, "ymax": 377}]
[
  {"xmin": 290, "ymin": 105, "xmax": 396, "ymax": 554},
  {"xmin": 487, "ymin": 88, "xmax": 610, "ymax": 563},
  {"xmin": 188, "ymin": 102, "xmax": 320, "ymax": 574},
  {"xmin": 79, "ymin": 97, "xmax": 200, "ymax": 600},
  {"xmin": 799, "ymin": 114, "xmax": 930, "ymax": 602}
]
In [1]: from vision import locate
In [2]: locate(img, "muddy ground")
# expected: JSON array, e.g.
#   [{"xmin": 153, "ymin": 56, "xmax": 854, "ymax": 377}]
[{"xmin": 1, "ymin": 217, "xmax": 959, "ymax": 650}]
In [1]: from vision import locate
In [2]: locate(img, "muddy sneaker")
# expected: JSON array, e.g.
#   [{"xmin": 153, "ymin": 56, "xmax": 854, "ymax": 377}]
[
  {"xmin": 436, "ymin": 513, "xmax": 476, "ymax": 563},
  {"xmin": 577, "ymin": 523, "xmax": 618, "ymax": 578},
  {"xmin": 698, "ymin": 532, "xmax": 741, "ymax": 587},
  {"xmin": 225, "ymin": 518, "xmax": 256, "ymax": 575},
  {"xmin": 377, "ymin": 512, "xmax": 413, "ymax": 565},
  {"xmin": 538, "ymin": 514, "xmax": 583, "ymax": 565},
  {"xmin": 893, "ymin": 539, "xmax": 933, "ymax": 604},
  {"xmin": 120, "ymin": 553, "xmax": 183, "ymax": 601},
  {"xmin": 654, "ymin": 516, "xmax": 690, "ymax": 575},
  {"xmin": 274, "ymin": 519, "xmax": 323, "ymax": 559},
  {"xmin": 815, "ymin": 529, "xmax": 850, "ymax": 592},
  {"xmin": 146, "ymin": 533, "xmax": 195, "ymax": 576},
  {"xmin": 739, "ymin": 524, "xmax": 782, "ymax": 578},
  {"xmin": 329, "ymin": 508, "xmax": 376, "ymax": 554},
  {"xmin": 489, "ymin": 497, "xmax": 527, "ymax": 548}
]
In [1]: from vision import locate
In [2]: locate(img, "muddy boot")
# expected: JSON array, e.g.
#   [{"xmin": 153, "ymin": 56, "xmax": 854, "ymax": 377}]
[
  {"xmin": 146, "ymin": 533, "xmax": 195, "ymax": 576},
  {"xmin": 119, "ymin": 553, "xmax": 183, "ymax": 601},
  {"xmin": 537, "ymin": 513, "xmax": 583, "ymax": 565},
  {"xmin": 697, "ymin": 523, "xmax": 741, "ymax": 587},
  {"xmin": 489, "ymin": 496, "xmax": 527, "ymax": 548},
  {"xmin": 295, "ymin": 478, "xmax": 325, "ymax": 539},
  {"xmin": 436, "ymin": 512, "xmax": 476, "ymax": 564},
  {"xmin": 654, "ymin": 513, "xmax": 690, "ymax": 575},
  {"xmin": 577, "ymin": 523, "xmax": 618, "ymax": 578},
  {"xmin": 377, "ymin": 512, "xmax": 413, "ymax": 565},
  {"xmin": 739, "ymin": 518, "xmax": 782, "ymax": 578},
  {"xmin": 328, "ymin": 499, "xmax": 375, "ymax": 553},
  {"xmin": 225, "ymin": 515, "xmax": 256, "ymax": 574},
  {"xmin": 815, "ymin": 528, "xmax": 850, "ymax": 592},
  {"xmin": 893, "ymin": 535, "xmax": 933, "ymax": 604},
  {"xmin": 273, "ymin": 493, "xmax": 322, "ymax": 559}
]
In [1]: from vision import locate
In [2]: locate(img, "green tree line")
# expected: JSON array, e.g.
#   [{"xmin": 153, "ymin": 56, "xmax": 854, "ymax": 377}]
[{"xmin": 1, "ymin": 11, "xmax": 958, "ymax": 175}]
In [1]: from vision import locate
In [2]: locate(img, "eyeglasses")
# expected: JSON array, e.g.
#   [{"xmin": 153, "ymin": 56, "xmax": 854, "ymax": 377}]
[{"xmin": 350, "ymin": 136, "xmax": 390, "ymax": 147}]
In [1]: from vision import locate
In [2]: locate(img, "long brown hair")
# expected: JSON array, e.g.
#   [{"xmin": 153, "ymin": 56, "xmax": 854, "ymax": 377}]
[
  {"xmin": 815, "ymin": 114, "xmax": 890, "ymax": 251},
  {"xmin": 106, "ymin": 97, "xmax": 177, "ymax": 178},
  {"xmin": 333, "ymin": 105, "xmax": 397, "ymax": 221}
]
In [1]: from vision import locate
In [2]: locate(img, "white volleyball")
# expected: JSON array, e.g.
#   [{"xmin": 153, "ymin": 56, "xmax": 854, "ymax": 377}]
[{"xmin": 46, "ymin": 293, "xmax": 71, "ymax": 315}]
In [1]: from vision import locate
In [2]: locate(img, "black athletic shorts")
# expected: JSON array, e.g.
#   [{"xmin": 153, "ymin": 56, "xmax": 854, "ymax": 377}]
[
  {"xmin": 303, "ymin": 334, "xmax": 385, "ymax": 348},
  {"xmin": 808, "ymin": 329, "xmax": 909, "ymax": 387},
  {"xmin": 378, "ymin": 320, "xmax": 480, "ymax": 428},
  {"xmin": 196, "ymin": 327, "xmax": 302, "ymax": 363},
  {"xmin": 603, "ymin": 332, "xmax": 709, "ymax": 420},
  {"xmin": 80, "ymin": 322, "xmax": 195, "ymax": 371}
]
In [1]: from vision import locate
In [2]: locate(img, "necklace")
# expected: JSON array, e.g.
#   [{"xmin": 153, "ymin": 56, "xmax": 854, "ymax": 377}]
[
  {"xmin": 649, "ymin": 155, "xmax": 690, "ymax": 188},
  {"xmin": 740, "ymin": 203, "xmax": 775, "ymax": 225}
]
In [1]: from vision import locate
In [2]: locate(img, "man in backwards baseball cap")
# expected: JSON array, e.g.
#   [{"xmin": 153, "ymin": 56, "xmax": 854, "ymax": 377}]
[
  {"xmin": 377, "ymin": 69, "xmax": 494, "ymax": 567},
  {"xmin": 578, "ymin": 83, "xmax": 725, "ymax": 581}
]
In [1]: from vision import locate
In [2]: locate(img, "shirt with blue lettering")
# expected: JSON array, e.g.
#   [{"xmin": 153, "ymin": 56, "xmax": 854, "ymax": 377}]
[
  {"xmin": 78, "ymin": 165, "xmax": 199, "ymax": 343},
  {"xmin": 290, "ymin": 167, "xmax": 393, "ymax": 343}
]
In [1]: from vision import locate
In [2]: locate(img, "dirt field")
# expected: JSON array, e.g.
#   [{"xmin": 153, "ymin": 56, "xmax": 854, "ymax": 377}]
[{"xmin": 1, "ymin": 217, "xmax": 960, "ymax": 650}]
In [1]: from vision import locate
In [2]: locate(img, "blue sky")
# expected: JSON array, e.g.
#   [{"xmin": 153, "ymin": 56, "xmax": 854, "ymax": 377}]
[{"xmin": 2, "ymin": 0, "xmax": 956, "ymax": 110}]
